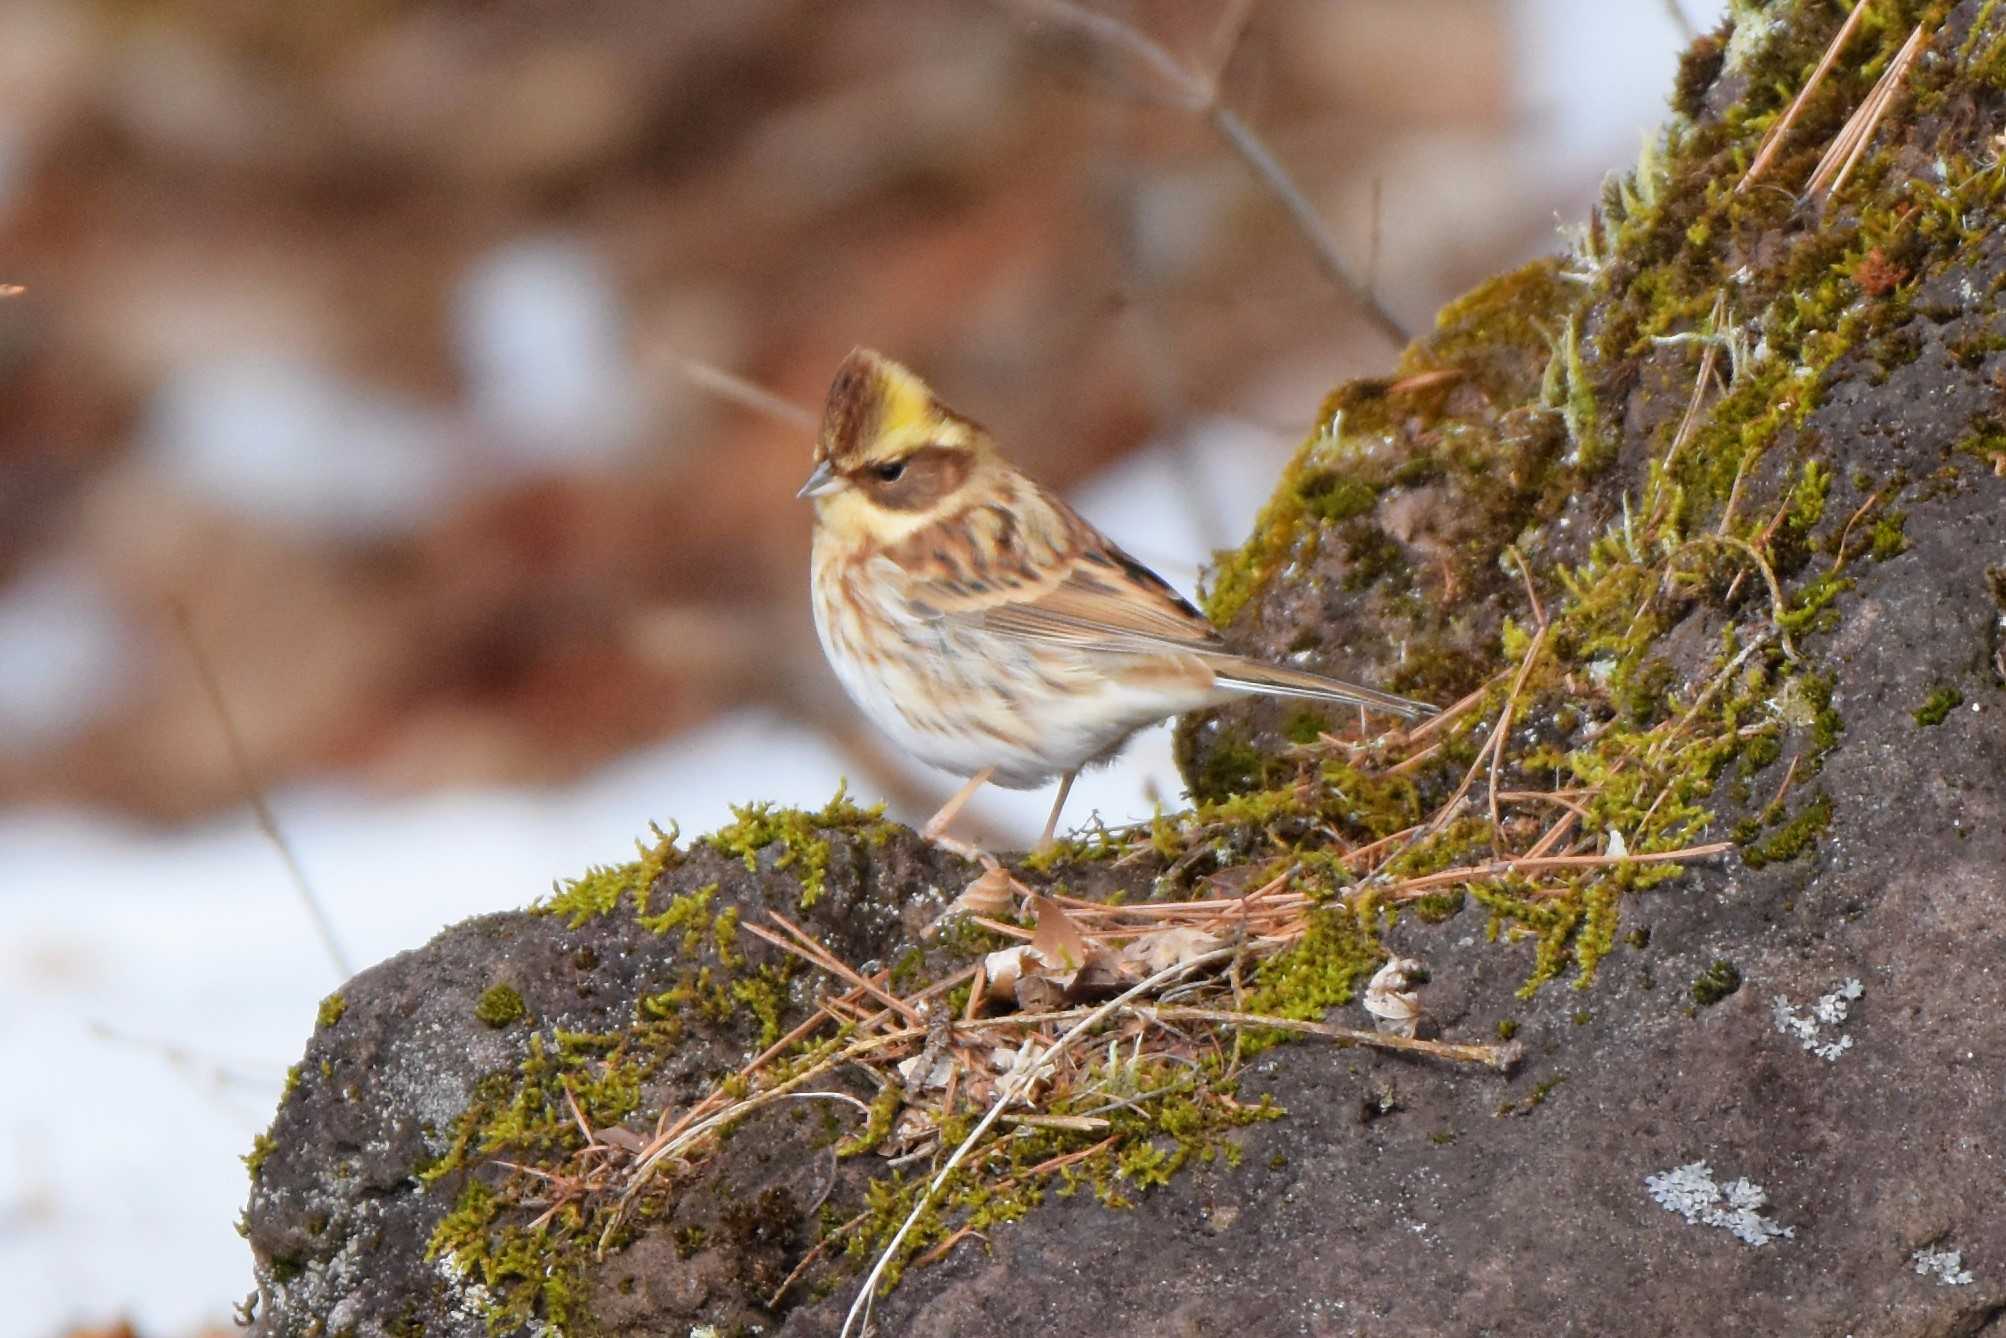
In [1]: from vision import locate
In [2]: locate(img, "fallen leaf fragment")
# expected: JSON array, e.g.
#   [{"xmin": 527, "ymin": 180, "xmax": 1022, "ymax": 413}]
[
  {"xmin": 1124, "ymin": 925, "xmax": 1226, "ymax": 975},
  {"xmin": 1363, "ymin": 956, "xmax": 1427, "ymax": 1037},
  {"xmin": 1029, "ymin": 894, "xmax": 1090, "ymax": 973},
  {"xmin": 984, "ymin": 944, "xmax": 1034, "ymax": 1000}
]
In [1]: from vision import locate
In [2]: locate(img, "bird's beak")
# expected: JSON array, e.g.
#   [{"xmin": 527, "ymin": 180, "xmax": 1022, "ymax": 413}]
[{"xmin": 796, "ymin": 459, "xmax": 841, "ymax": 499}]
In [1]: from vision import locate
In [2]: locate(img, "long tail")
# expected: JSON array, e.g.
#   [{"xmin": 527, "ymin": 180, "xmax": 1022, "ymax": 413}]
[{"xmin": 1211, "ymin": 656, "xmax": 1438, "ymax": 720}]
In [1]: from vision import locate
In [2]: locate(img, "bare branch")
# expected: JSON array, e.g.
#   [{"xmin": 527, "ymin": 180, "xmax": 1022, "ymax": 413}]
[
  {"xmin": 171, "ymin": 603, "xmax": 354, "ymax": 980},
  {"xmin": 1001, "ymin": 0, "xmax": 1411, "ymax": 346}
]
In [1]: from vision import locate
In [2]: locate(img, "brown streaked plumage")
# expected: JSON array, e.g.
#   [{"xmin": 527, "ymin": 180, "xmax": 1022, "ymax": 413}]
[{"xmin": 801, "ymin": 347, "xmax": 1437, "ymax": 852}]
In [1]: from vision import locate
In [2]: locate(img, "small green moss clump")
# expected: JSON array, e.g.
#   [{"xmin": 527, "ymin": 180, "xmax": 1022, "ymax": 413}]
[
  {"xmin": 637, "ymin": 882, "xmax": 719, "ymax": 949},
  {"xmin": 1914, "ymin": 684, "xmax": 1965, "ymax": 726},
  {"xmin": 474, "ymin": 983, "xmax": 527, "ymax": 1029},
  {"xmin": 705, "ymin": 782, "xmax": 893, "ymax": 908},
  {"xmin": 1869, "ymin": 509, "xmax": 1910, "ymax": 560},
  {"xmin": 1241, "ymin": 906, "xmax": 1384, "ymax": 1033},
  {"xmin": 244, "ymin": 1132, "xmax": 276, "ymax": 1178},
  {"xmin": 1691, "ymin": 960, "xmax": 1743, "ymax": 1007},
  {"xmin": 1741, "ymin": 792, "xmax": 1834, "ymax": 869},
  {"xmin": 316, "ymin": 993, "xmax": 347, "ymax": 1029},
  {"xmin": 541, "ymin": 821, "xmax": 681, "ymax": 927}
]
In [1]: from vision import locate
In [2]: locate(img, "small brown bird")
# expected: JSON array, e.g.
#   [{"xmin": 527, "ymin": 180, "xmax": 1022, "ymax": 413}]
[{"xmin": 800, "ymin": 348, "xmax": 1436, "ymax": 852}]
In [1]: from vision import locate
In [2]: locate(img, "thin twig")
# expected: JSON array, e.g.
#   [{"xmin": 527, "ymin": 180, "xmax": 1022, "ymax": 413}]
[
  {"xmin": 1661, "ymin": 0, "xmax": 1697, "ymax": 42},
  {"xmin": 1365, "ymin": 842, "xmax": 1734, "ymax": 900},
  {"xmin": 1736, "ymin": 0, "xmax": 1872, "ymax": 193},
  {"xmin": 758, "ymin": 913, "xmax": 926, "ymax": 1026},
  {"xmin": 767, "ymin": 1209, "xmax": 870, "ymax": 1309},
  {"xmin": 670, "ymin": 353, "xmax": 817, "ymax": 433},
  {"xmin": 1139, "ymin": 1006, "xmax": 1522, "ymax": 1071},
  {"xmin": 1507, "ymin": 545, "xmax": 1548, "ymax": 630},
  {"xmin": 1001, "ymin": 0, "xmax": 1409, "ymax": 345},
  {"xmin": 1652, "ymin": 293, "xmax": 1727, "ymax": 526},
  {"xmin": 1758, "ymin": 753, "xmax": 1803, "ymax": 822},
  {"xmin": 170, "ymin": 603, "xmax": 353, "ymax": 979}
]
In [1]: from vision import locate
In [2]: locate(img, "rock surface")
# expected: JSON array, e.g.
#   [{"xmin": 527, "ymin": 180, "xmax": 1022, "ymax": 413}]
[{"xmin": 247, "ymin": 3, "xmax": 2006, "ymax": 1334}]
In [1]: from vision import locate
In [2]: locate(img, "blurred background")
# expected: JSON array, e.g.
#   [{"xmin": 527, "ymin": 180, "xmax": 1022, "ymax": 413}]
[{"xmin": 0, "ymin": 1, "xmax": 1720, "ymax": 1332}]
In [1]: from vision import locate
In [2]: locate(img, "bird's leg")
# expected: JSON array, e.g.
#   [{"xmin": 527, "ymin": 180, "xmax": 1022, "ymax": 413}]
[
  {"xmin": 921, "ymin": 767, "xmax": 996, "ymax": 860},
  {"xmin": 1036, "ymin": 769, "xmax": 1078, "ymax": 853}
]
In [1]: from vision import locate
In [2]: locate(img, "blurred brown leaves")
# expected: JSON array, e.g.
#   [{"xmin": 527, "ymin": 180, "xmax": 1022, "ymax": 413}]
[{"xmin": 0, "ymin": 0, "xmax": 1518, "ymax": 819}]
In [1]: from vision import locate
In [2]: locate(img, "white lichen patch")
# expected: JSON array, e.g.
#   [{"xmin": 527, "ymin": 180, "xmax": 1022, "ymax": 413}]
[
  {"xmin": 1722, "ymin": 0, "xmax": 1782, "ymax": 74},
  {"xmin": 1770, "ymin": 978, "xmax": 1862, "ymax": 1061},
  {"xmin": 1911, "ymin": 1245, "xmax": 1976, "ymax": 1286},
  {"xmin": 1644, "ymin": 1161, "xmax": 1795, "ymax": 1246}
]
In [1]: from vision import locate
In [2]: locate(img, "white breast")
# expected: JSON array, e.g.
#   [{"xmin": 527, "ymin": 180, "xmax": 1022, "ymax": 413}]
[{"xmin": 809, "ymin": 540, "xmax": 1216, "ymax": 789}]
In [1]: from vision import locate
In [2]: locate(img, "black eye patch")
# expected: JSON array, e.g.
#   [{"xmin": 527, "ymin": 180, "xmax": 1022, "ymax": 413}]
[{"xmin": 855, "ymin": 445, "xmax": 970, "ymax": 510}]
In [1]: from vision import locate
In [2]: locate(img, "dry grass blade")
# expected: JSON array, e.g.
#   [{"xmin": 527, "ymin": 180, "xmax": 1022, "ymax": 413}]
[
  {"xmin": 839, "ymin": 945, "xmax": 1240, "ymax": 1338},
  {"xmin": 1427, "ymin": 624, "xmax": 1550, "ymax": 839},
  {"xmin": 1680, "ymin": 535, "xmax": 1801, "ymax": 660},
  {"xmin": 1736, "ymin": 0, "xmax": 1872, "ymax": 193},
  {"xmin": 768, "ymin": 1208, "xmax": 872, "ymax": 1309},
  {"xmin": 1829, "ymin": 482, "xmax": 1893, "ymax": 573},
  {"xmin": 1807, "ymin": 21, "xmax": 1931, "ymax": 205},
  {"xmin": 1654, "ymin": 293, "xmax": 1728, "ymax": 525}
]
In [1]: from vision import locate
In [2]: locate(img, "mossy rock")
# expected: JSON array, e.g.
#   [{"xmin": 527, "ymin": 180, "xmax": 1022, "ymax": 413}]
[{"xmin": 246, "ymin": 4, "xmax": 2006, "ymax": 1333}]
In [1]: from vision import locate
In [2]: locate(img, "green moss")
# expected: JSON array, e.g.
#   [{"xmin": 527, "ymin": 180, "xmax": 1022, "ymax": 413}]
[
  {"xmin": 1411, "ymin": 889, "xmax": 1466, "ymax": 924},
  {"xmin": 1298, "ymin": 472, "xmax": 1379, "ymax": 524},
  {"xmin": 428, "ymin": 1180, "xmax": 586, "ymax": 1334},
  {"xmin": 474, "ymin": 984, "xmax": 527, "ymax": 1029},
  {"xmin": 391, "ymin": 16, "xmax": 2006, "ymax": 1316},
  {"xmin": 541, "ymin": 821, "xmax": 680, "ymax": 927},
  {"xmin": 1198, "ymin": 260, "xmax": 1581, "ymax": 633},
  {"xmin": 1869, "ymin": 509, "xmax": 1910, "ymax": 560},
  {"xmin": 1174, "ymin": 724, "xmax": 1272, "ymax": 805},
  {"xmin": 1740, "ymin": 792, "xmax": 1833, "ymax": 868},
  {"xmin": 1672, "ymin": 31, "xmax": 1727, "ymax": 120},
  {"xmin": 244, "ymin": 1132, "xmax": 276, "ymax": 1179},
  {"xmin": 712, "ymin": 906, "xmax": 743, "ymax": 967},
  {"xmin": 316, "ymin": 993, "xmax": 347, "ymax": 1029},
  {"xmin": 1691, "ymin": 959, "xmax": 1743, "ymax": 1006},
  {"xmin": 1914, "ymin": 684, "xmax": 1965, "ymax": 726},
  {"xmin": 1495, "ymin": 1018, "xmax": 1519, "ymax": 1041},
  {"xmin": 1788, "ymin": 458, "xmax": 1832, "ymax": 529},
  {"xmin": 705, "ymin": 782, "xmax": 893, "ymax": 908},
  {"xmin": 1497, "ymin": 1073, "xmax": 1566, "ymax": 1117},
  {"xmin": 1241, "ymin": 906, "xmax": 1384, "ymax": 1033},
  {"xmin": 729, "ymin": 965, "xmax": 794, "ymax": 1048},
  {"xmin": 636, "ymin": 882, "xmax": 719, "ymax": 951}
]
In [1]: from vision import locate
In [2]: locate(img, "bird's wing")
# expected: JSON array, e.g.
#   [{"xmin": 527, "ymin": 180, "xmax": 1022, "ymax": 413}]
[
  {"xmin": 881, "ymin": 486, "xmax": 1438, "ymax": 720},
  {"xmin": 887, "ymin": 488, "xmax": 1226, "ymax": 655}
]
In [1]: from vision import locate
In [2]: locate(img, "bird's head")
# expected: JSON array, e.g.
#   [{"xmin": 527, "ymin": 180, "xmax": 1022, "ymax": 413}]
[{"xmin": 798, "ymin": 348, "xmax": 1000, "ymax": 545}]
